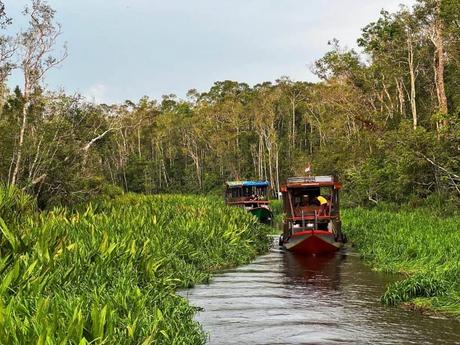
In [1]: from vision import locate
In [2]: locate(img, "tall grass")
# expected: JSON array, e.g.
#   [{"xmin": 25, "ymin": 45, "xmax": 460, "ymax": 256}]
[
  {"xmin": 0, "ymin": 191, "xmax": 270, "ymax": 344},
  {"xmin": 0, "ymin": 184, "xmax": 35, "ymax": 224},
  {"xmin": 343, "ymin": 208, "xmax": 460, "ymax": 315},
  {"xmin": 270, "ymin": 199, "xmax": 283, "ymax": 233}
]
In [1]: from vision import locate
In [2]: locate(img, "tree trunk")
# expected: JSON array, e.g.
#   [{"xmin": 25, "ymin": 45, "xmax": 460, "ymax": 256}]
[
  {"xmin": 407, "ymin": 37, "xmax": 418, "ymax": 130},
  {"xmin": 137, "ymin": 127, "xmax": 142, "ymax": 159},
  {"xmin": 258, "ymin": 134, "xmax": 263, "ymax": 179},
  {"xmin": 395, "ymin": 77, "xmax": 406, "ymax": 116},
  {"xmin": 433, "ymin": 0, "xmax": 448, "ymax": 123},
  {"xmin": 265, "ymin": 141, "xmax": 274, "ymax": 193},
  {"xmin": 194, "ymin": 153, "xmax": 202, "ymax": 190},
  {"xmin": 236, "ymin": 126, "xmax": 240, "ymax": 177},
  {"xmin": 291, "ymin": 99, "xmax": 296, "ymax": 150},
  {"xmin": 10, "ymin": 91, "xmax": 30, "ymax": 186},
  {"xmin": 275, "ymin": 146, "xmax": 280, "ymax": 197}
]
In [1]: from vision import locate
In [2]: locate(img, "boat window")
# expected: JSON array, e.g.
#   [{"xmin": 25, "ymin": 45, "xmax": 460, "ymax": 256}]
[
  {"xmin": 256, "ymin": 187, "xmax": 267, "ymax": 197},
  {"xmin": 294, "ymin": 196, "xmax": 301, "ymax": 206},
  {"xmin": 227, "ymin": 188, "xmax": 242, "ymax": 198},
  {"xmin": 289, "ymin": 187, "xmax": 335, "ymax": 207},
  {"xmin": 292, "ymin": 187, "xmax": 320, "ymax": 199}
]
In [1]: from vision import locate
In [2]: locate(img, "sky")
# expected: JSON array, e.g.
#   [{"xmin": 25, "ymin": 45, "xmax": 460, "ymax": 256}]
[{"xmin": 5, "ymin": 0, "xmax": 415, "ymax": 104}]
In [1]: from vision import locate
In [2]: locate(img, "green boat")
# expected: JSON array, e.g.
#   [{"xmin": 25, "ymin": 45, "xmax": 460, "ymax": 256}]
[
  {"xmin": 225, "ymin": 180, "xmax": 273, "ymax": 224},
  {"xmin": 249, "ymin": 207, "xmax": 273, "ymax": 224}
]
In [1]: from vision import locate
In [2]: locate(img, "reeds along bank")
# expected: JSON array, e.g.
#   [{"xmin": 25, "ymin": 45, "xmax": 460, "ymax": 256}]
[
  {"xmin": 0, "ymin": 191, "xmax": 270, "ymax": 344},
  {"xmin": 343, "ymin": 208, "xmax": 460, "ymax": 315}
]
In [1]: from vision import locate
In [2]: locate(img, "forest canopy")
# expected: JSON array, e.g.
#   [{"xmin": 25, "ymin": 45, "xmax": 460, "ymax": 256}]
[{"xmin": 0, "ymin": 0, "xmax": 459, "ymax": 208}]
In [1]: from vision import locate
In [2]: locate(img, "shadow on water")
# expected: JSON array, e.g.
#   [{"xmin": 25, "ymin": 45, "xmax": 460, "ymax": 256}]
[{"xmin": 181, "ymin": 242, "xmax": 460, "ymax": 344}]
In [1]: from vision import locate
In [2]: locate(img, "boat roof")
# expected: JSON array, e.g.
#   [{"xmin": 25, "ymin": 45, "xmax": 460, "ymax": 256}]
[
  {"xmin": 226, "ymin": 180, "xmax": 270, "ymax": 188},
  {"xmin": 287, "ymin": 176, "xmax": 335, "ymax": 183},
  {"xmin": 282, "ymin": 176, "xmax": 341, "ymax": 190}
]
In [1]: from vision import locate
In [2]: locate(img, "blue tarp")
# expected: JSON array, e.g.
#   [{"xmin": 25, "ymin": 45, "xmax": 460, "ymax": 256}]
[
  {"xmin": 226, "ymin": 181, "xmax": 269, "ymax": 188},
  {"xmin": 243, "ymin": 181, "xmax": 269, "ymax": 187}
]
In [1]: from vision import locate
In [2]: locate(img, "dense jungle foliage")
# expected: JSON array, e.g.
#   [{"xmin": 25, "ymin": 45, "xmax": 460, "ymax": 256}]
[
  {"xmin": 0, "ymin": 0, "xmax": 458, "ymax": 208},
  {"xmin": 0, "ymin": 186, "xmax": 270, "ymax": 344}
]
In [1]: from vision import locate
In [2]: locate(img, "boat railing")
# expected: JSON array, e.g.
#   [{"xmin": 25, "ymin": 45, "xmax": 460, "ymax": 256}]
[
  {"xmin": 289, "ymin": 215, "xmax": 336, "ymax": 222},
  {"xmin": 314, "ymin": 210, "xmax": 318, "ymax": 230},
  {"xmin": 295, "ymin": 204, "xmax": 333, "ymax": 217},
  {"xmin": 300, "ymin": 210, "xmax": 318, "ymax": 230}
]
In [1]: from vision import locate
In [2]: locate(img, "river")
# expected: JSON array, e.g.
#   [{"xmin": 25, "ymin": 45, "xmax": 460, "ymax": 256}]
[{"xmin": 181, "ymin": 241, "xmax": 460, "ymax": 344}]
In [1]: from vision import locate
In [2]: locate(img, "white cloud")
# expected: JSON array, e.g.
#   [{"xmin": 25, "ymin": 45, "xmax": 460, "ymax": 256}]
[{"xmin": 84, "ymin": 83, "xmax": 110, "ymax": 104}]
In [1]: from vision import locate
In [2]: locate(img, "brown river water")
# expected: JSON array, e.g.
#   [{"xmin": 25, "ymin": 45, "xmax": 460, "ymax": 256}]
[{"xmin": 181, "ymin": 240, "xmax": 460, "ymax": 344}]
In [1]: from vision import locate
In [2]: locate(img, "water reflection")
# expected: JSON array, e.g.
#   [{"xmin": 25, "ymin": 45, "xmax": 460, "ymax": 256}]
[
  {"xmin": 181, "ymin": 243, "xmax": 460, "ymax": 345},
  {"xmin": 283, "ymin": 252, "xmax": 345, "ymax": 291}
]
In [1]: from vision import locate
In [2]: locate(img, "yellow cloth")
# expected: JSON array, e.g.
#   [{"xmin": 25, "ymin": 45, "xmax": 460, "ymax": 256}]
[{"xmin": 316, "ymin": 196, "xmax": 327, "ymax": 205}]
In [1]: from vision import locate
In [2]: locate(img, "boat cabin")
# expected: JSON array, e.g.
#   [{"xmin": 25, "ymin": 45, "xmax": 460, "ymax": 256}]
[
  {"xmin": 225, "ymin": 180, "xmax": 272, "ymax": 223},
  {"xmin": 225, "ymin": 180, "xmax": 269, "ymax": 204},
  {"xmin": 280, "ymin": 176, "xmax": 344, "ymax": 247}
]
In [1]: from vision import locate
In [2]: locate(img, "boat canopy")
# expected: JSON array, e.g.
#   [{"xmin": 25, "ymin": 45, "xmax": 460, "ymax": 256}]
[
  {"xmin": 286, "ymin": 176, "xmax": 335, "ymax": 183},
  {"xmin": 226, "ymin": 180, "xmax": 270, "ymax": 188},
  {"xmin": 281, "ymin": 176, "xmax": 341, "ymax": 192}
]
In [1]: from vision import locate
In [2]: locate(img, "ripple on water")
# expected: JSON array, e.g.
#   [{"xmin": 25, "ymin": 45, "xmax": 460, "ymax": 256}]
[{"xmin": 181, "ymin": 244, "xmax": 460, "ymax": 345}]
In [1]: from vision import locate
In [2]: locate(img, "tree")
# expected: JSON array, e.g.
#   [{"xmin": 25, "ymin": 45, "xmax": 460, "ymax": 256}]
[
  {"xmin": 10, "ymin": 0, "xmax": 67, "ymax": 186},
  {"xmin": 0, "ymin": 1, "xmax": 15, "ymax": 102},
  {"xmin": 423, "ymin": 0, "xmax": 448, "ymax": 117},
  {"xmin": 359, "ymin": 9, "xmax": 426, "ymax": 130},
  {"xmin": 277, "ymin": 77, "xmax": 309, "ymax": 157}
]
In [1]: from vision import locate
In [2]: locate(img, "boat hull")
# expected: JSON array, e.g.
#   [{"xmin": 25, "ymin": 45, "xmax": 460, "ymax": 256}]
[
  {"xmin": 283, "ymin": 230, "xmax": 341, "ymax": 255},
  {"xmin": 249, "ymin": 207, "xmax": 273, "ymax": 224}
]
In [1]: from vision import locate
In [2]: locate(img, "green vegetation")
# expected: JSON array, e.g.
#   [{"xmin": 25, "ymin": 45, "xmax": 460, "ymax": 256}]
[
  {"xmin": 344, "ymin": 207, "xmax": 460, "ymax": 316},
  {"xmin": 0, "ymin": 188, "xmax": 270, "ymax": 344},
  {"xmin": 270, "ymin": 199, "xmax": 283, "ymax": 234}
]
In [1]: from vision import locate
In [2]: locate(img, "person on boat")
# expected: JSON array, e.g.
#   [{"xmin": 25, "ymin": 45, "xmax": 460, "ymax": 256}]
[
  {"xmin": 250, "ymin": 193, "xmax": 259, "ymax": 201},
  {"xmin": 316, "ymin": 195, "xmax": 328, "ymax": 215}
]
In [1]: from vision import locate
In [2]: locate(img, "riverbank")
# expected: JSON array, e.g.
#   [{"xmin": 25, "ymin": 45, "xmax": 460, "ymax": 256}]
[
  {"xmin": 343, "ymin": 207, "xmax": 460, "ymax": 317},
  {"xmin": 0, "ymin": 189, "xmax": 270, "ymax": 344}
]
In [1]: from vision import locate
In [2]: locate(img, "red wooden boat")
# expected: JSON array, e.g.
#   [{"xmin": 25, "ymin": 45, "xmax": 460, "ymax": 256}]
[{"xmin": 279, "ymin": 176, "xmax": 346, "ymax": 255}]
